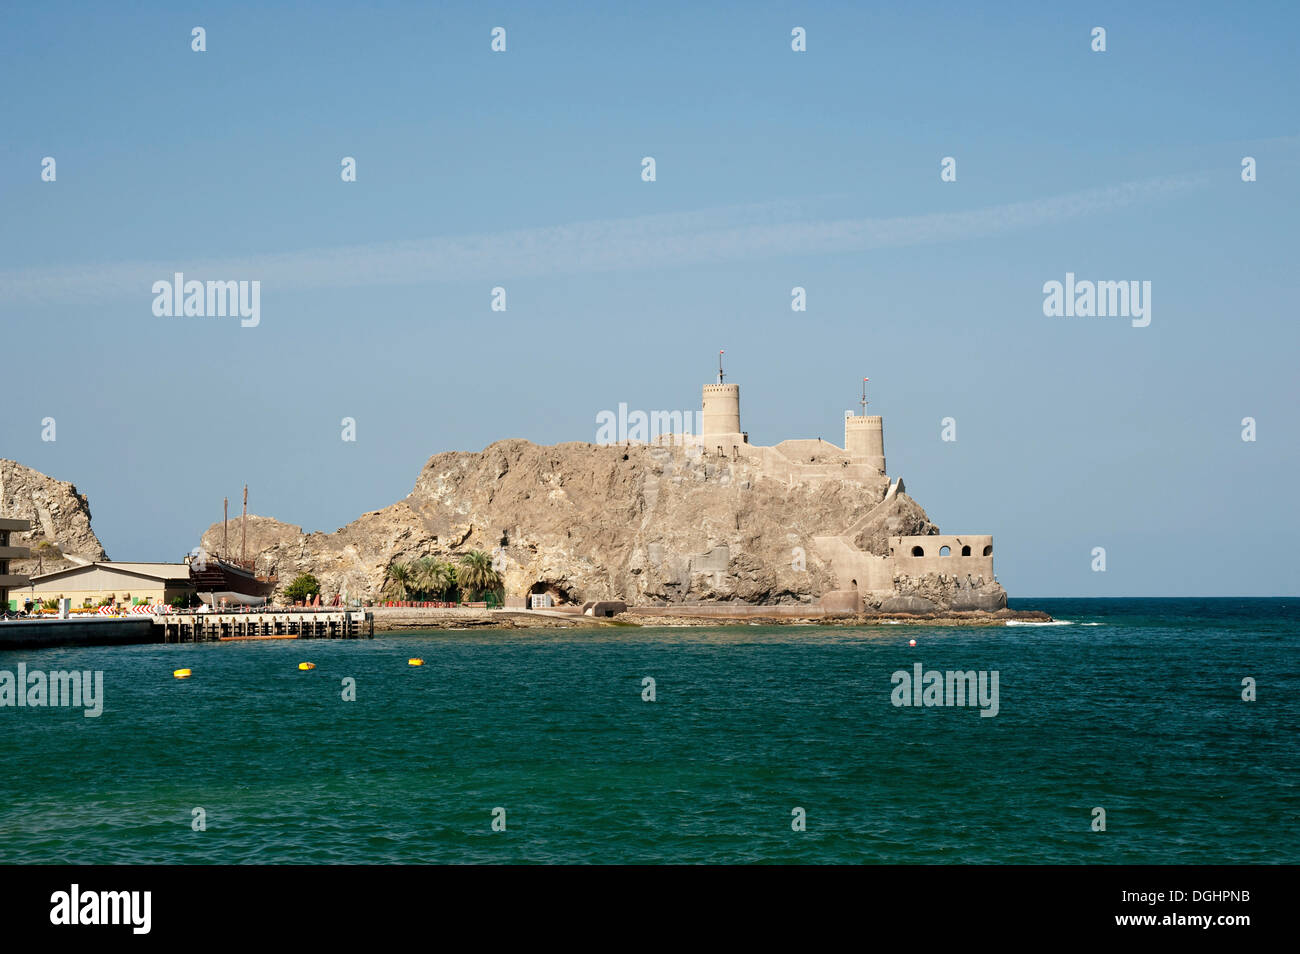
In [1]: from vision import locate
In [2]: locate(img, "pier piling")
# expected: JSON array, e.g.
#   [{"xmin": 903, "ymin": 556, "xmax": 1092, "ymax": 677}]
[{"xmin": 155, "ymin": 611, "xmax": 373, "ymax": 643}]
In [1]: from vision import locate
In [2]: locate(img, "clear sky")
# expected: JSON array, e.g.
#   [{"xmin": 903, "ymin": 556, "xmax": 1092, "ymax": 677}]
[{"xmin": 2, "ymin": 1, "xmax": 1296, "ymax": 597}]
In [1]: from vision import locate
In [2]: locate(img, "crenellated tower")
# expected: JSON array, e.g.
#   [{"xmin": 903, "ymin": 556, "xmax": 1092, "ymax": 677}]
[
  {"xmin": 844, "ymin": 377, "xmax": 886, "ymax": 474},
  {"xmin": 700, "ymin": 350, "xmax": 746, "ymax": 453}
]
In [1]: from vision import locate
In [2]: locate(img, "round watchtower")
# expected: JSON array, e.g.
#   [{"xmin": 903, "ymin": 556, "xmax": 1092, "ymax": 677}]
[
  {"xmin": 845, "ymin": 414, "xmax": 886, "ymax": 474},
  {"xmin": 702, "ymin": 383, "xmax": 741, "ymax": 436}
]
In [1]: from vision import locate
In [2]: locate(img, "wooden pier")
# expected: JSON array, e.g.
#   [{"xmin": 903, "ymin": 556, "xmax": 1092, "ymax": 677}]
[{"xmin": 154, "ymin": 611, "xmax": 373, "ymax": 643}]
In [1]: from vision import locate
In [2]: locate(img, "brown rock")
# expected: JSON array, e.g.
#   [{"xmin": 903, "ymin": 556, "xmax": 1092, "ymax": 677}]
[
  {"xmin": 199, "ymin": 439, "xmax": 896, "ymax": 605},
  {"xmin": 0, "ymin": 459, "xmax": 106, "ymax": 575}
]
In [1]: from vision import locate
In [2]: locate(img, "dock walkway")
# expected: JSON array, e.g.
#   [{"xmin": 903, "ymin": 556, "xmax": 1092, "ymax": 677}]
[{"xmin": 155, "ymin": 611, "xmax": 373, "ymax": 643}]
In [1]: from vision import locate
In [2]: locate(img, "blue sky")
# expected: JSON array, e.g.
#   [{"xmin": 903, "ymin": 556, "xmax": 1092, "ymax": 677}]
[{"xmin": 2, "ymin": 1, "xmax": 1296, "ymax": 596}]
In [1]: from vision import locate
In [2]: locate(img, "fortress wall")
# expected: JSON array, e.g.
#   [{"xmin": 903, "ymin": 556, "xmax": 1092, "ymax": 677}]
[
  {"xmin": 736, "ymin": 445, "xmax": 888, "ymax": 489},
  {"xmin": 812, "ymin": 536, "xmax": 896, "ymax": 594},
  {"xmin": 663, "ymin": 434, "xmax": 884, "ymax": 490},
  {"xmin": 890, "ymin": 534, "xmax": 993, "ymax": 581},
  {"xmin": 700, "ymin": 433, "xmax": 747, "ymax": 457},
  {"xmin": 771, "ymin": 439, "xmax": 851, "ymax": 463}
]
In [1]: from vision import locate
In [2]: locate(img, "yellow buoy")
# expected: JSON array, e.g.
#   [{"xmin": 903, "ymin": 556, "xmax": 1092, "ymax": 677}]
[
  {"xmin": 408, "ymin": 658, "xmax": 424, "ymax": 667},
  {"xmin": 298, "ymin": 662, "xmax": 316, "ymax": 671},
  {"xmin": 173, "ymin": 669, "xmax": 192, "ymax": 679}
]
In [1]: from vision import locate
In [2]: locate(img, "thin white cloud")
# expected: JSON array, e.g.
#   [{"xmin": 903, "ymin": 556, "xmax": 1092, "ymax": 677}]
[{"xmin": 0, "ymin": 174, "xmax": 1207, "ymax": 305}]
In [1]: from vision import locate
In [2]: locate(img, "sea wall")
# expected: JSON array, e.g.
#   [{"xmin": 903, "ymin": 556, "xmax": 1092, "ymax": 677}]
[
  {"xmin": 0, "ymin": 617, "xmax": 157, "ymax": 650},
  {"xmin": 631, "ymin": 604, "xmax": 830, "ymax": 619}
]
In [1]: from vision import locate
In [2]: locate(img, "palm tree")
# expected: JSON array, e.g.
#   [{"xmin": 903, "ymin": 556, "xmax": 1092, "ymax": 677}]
[
  {"xmin": 456, "ymin": 550, "xmax": 502, "ymax": 602},
  {"xmin": 383, "ymin": 560, "xmax": 413, "ymax": 601},
  {"xmin": 430, "ymin": 560, "xmax": 458, "ymax": 601},
  {"xmin": 408, "ymin": 557, "xmax": 428, "ymax": 599},
  {"xmin": 412, "ymin": 557, "xmax": 446, "ymax": 600},
  {"xmin": 436, "ymin": 560, "xmax": 459, "ymax": 601}
]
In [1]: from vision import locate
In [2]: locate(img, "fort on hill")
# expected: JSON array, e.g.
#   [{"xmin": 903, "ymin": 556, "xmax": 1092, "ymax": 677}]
[
  {"xmin": 194, "ymin": 360, "xmax": 1010, "ymax": 617},
  {"xmin": 623, "ymin": 362, "xmax": 1003, "ymax": 615}
]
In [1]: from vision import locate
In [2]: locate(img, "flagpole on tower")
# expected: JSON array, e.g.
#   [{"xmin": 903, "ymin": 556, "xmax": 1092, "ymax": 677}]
[
  {"xmin": 718, "ymin": 350, "xmax": 725, "ymax": 385},
  {"xmin": 861, "ymin": 377, "xmax": 869, "ymax": 414}
]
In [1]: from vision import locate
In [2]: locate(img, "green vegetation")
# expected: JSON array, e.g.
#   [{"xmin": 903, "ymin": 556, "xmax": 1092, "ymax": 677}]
[
  {"xmin": 456, "ymin": 550, "xmax": 503, "ymax": 602},
  {"xmin": 377, "ymin": 553, "xmax": 506, "ymax": 605},
  {"xmin": 382, "ymin": 561, "xmax": 413, "ymax": 601},
  {"xmin": 413, "ymin": 557, "xmax": 459, "ymax": 601},
  {"xmin": 383, "ymin": 553, "xmax": 507, "ymax": 603},
  {"xmin": 283, "ymin": 573, "xmax": 322, "ymax": 603},
  {"xmin": 384, "ymin": 558, "xmax": 461, "ymax": 602}
]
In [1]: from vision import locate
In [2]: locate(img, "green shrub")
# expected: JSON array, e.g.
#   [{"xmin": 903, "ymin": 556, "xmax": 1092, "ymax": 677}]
[{"xmin": 284, "ymin": 573, "xmax": 322, "ymax": 603}]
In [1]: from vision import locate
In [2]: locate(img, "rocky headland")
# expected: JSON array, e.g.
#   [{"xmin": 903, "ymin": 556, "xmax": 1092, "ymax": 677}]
[
  {"xmin": 3, "ymin": 435, "xmax": 1040, "ymax": 625},
  {"xmin": 0, "ymin": 459, "xmax": 107, "ymax": 576},
  {"xmin": 196, "ymin": 438, "xmax": 1021, "ymax": 619}
]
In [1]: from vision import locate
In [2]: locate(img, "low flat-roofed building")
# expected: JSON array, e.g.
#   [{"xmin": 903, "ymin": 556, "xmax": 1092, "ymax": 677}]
[
  {"xmin": 1, "ymin": 517, "xmax": 32, "ymax": 611},
  {"xmin": 19, "ymin": 561, "xmax": 194, "ymax": 609}
]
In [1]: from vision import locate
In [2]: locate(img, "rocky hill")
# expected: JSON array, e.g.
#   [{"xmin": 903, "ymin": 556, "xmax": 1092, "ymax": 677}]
[
  {"xmin": 0, "ymin": 459, "xmax": 107, "ymax": 575},
  {"xmin": 1, "ymin": 443, "xmax": 1006, "ymax": 612},
  {"xmin": 199, "ymin": 439, "xmax": 948, "ymax": 606}
]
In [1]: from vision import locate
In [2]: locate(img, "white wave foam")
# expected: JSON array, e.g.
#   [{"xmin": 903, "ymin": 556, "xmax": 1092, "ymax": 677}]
[{"xmin": 1005, "ymin": 619, "xmax": 1075, "ymax": 627}]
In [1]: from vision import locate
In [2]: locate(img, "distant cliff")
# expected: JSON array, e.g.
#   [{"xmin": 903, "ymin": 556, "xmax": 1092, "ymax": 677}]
[
  {"xmin": 0, "ymin": 459, "xmax": 107, "ymax": 575},
  {"xmin": 197, "ymin": 438, "xmax": 1000, "ymax": 609}
]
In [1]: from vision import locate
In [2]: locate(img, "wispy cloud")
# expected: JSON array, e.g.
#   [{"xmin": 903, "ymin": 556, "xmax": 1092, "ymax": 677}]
[{"xmin": 0, "ymin": 173, "xmax": 1207, "ymax": 305}]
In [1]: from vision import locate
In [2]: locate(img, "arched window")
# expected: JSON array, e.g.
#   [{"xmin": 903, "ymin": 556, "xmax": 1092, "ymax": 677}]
[
  {"xmin": 939, "ymin": 546, "xmax": 951, "ymax": 557},
  {"xmin": 961, "ymin": 545, "xmax": 971, "ymax": 556},
  {"xmin": 911, "ymin": 546, "xmax": 924, "ymax": 557},
  {"xmin": 982, "ymin": 545, "xmax": 992, "ymax": 556}
]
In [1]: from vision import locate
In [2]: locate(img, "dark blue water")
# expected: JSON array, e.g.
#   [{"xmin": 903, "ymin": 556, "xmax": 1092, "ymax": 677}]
[{"xmin": 0, "ymin": 598, "xmax": 1295, "ymax": 863}]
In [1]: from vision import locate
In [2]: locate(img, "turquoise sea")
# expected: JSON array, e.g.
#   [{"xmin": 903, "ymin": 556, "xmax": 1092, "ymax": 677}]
[{"xmin": 0, "ymin": 598, "xmax": 1295, "ymax": 864}]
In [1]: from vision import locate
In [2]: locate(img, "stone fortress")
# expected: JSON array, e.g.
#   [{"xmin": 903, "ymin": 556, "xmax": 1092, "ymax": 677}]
[
  {"xmin": 178, "ymin": 355, "xmax": 1011, "ymax": 616},
  {"xmin": 6, "ymin": 357, "xmax": 1010, "ymax": 617},
  {"xmin": 646, "ymin": 357, "xmax": 1005, "ymax": 614}
]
